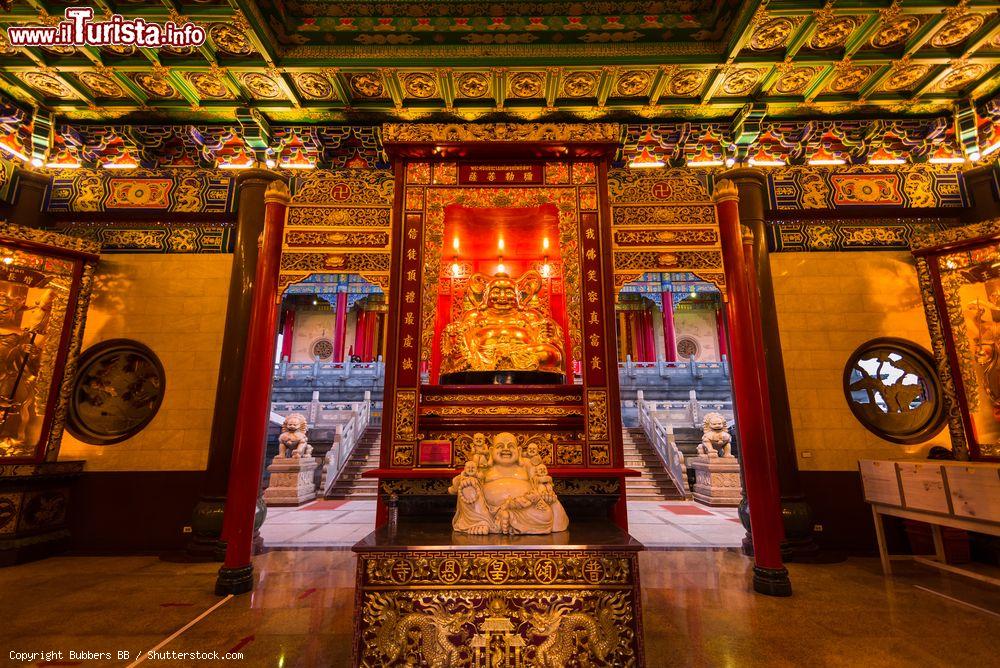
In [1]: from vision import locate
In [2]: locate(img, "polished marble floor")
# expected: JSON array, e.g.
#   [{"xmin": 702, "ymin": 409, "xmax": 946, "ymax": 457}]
[
  {"xmin": 1, "ymin": 548, "xmax": 996, "ymax": 667},
  {"xmin": 261, "ymin": 499, "xmax": 744, "ymax": 549}
]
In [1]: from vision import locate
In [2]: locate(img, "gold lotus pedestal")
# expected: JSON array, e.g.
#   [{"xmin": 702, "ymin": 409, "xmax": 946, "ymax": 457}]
[{"xmin": 351, "ymin": 523, "xmax": 645, "ymax": 667}]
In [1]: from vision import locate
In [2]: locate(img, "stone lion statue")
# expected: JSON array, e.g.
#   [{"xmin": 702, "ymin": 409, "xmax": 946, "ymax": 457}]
[
  {"xmin": 697, "ymin": 412, "xmax": 733, "ymax": 458},
  {"xmin": 278, "ymin": 413, "xmax": 312, "ymax": 459}
]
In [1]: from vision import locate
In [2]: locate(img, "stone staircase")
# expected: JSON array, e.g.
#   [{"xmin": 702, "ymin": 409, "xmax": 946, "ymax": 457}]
[
  {"xmin": 326, "ymin": 427, "xmax": 381, "ymax": 500},
  {"xmin": 622, "ymin": 428, "xmax": 686, "ymax": 501}
]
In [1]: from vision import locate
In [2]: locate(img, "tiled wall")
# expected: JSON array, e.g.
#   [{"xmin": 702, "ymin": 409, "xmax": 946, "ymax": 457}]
[
  {"xmin": 770, "ymin": 251, "xmax": 947, "ymax": 472},
  {"xmin": 58, "ymin": 254, "xmax": 232, "ymax": 471}
]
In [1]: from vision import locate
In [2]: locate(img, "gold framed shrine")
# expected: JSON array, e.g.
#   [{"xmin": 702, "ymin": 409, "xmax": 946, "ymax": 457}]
[
  {"xmin": 913, "ymin": 218, "xmax": 1000, "ymax": 460},
  {"xmin": 373, "ymin": 125, "xmax": 629, "ymax": 493},
  {"xmin": 0, "ymin": 224, "xmax": 98, "ymax": 464}
]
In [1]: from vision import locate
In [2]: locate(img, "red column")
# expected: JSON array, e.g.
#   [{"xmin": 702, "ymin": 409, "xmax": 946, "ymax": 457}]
[
  {"xmin": 332, "ymin": 292, "xmax": 348, "ymax": 362},
  {"xmin": 715, "ymin": 303, "xmax": 728, "ymax": 360},
  {"xmin": 353, "ymin": 310, "xmax": 366, "ymax": 361},
  {"xmin": 362, "ymin": 309, "xmax": 371, "ymax": 361},
  {"xmin": 367, "ymin": 310, "xmax": 376, "ymax": 360},
  {"xmin": 642, "ymin": 309, "xmax": 656, "ymax": 362},
  {"xmin": 661, "ymin": 290, "xmax": 677, "ymax": 362},
  {"xmin": 215, "ymin": 180, "xmax": 290, "ymax": 596},
  {"xmin": 375, "ymin": 312, "xmax": 385, "ymax": 359},
  {"xmin": 280, "ymin": 308, "xmax": 294, "ymax": 361},
  {"xmin": 359, "ymin": 310, "xmax": 370, "ymax": 361},
  {"xmin": 628, "ymin": 312, "xmax": 641, "ymax": 360},
  {"xmin": 714, "ymin": 179, "xmax": 791, "ymax": 597}
]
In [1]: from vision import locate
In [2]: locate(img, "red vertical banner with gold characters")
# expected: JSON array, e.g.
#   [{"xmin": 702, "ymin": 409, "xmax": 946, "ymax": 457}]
[
  {"xmin": 385, "ymin": 162, "xmax": 431, "ymax": 468},
  {"xmin": 578, "ymin": 161, "xmax": 619, "ymax": 468}
]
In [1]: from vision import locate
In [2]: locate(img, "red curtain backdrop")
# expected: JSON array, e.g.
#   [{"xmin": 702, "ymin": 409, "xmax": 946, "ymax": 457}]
[
  {"xmin": 332, "ymin": 292, "xmax": 348, "ymax": 363},
  {"xmin": 643, "ymin": 309, "xmax": 656, "ymax": 362},
  {"xmin": 280, "ymin": 308, "xmax": 294, "ymax": 361},
  {"xmin": 662, "ymin": 291, "xmax": 677, "ymax": 362}
]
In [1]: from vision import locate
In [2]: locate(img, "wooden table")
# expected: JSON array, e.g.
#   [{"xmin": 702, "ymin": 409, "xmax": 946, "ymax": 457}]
[
  {"xmin": 871, "ymin": 502, "xmax": 1000, "ymax": 586},
  {"xmin": 861, "ymin": 459, "xmax": 1000, "ymax": 586}
]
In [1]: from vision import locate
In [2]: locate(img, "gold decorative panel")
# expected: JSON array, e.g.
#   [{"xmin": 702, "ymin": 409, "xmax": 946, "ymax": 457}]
[
  {"xmin": 353, "ymin": 547, "xmax": 645, "ymax": 667},
  {"xmin": 293, "ymin": 73, "xmax": 336, "ymax": 100},
  {"xmin": 508, "ymin": 72, "xmax": 545, "ymax": 98},
  {"xmin": 1, "ymin": 2, "xmax": 997, "ymax": 122},
  {"xmin": 808, "ymin": 16, "xmax": 859, "ymax": 50},
  {"xmin": 402, "ymin": 72, "xmax": 438, "ymax": 99},
  {"xmin": 615, "ymin": 71, "xmax": 653, "ymax": 97},
  {"xmin": 349, "ymin": 72, "xmax": 385, "ymax": 98},
  {"xmin": 871, "ymin": 15, "xmax": 924, "ymax": 49},
  {"xmin": 280, "ymin": 170, "xmax": 395, "ymax": 293},
  {"xmin": 772, "ymin": 66, "xmax": 820, "ymax": 95},
  {"xmin": 930, "ymin": 11, "xmax": 985, "ymax": 48},
  {"xmin": 456, "ymin": 72, "xmax": 491, "ymax": 98},
  {"xmin": 665, "ymin": 69, "xmax": 707, "ymax": 97},
  {"xmin": 749, "ymin": 17, "xmax": 797, "ymax": 51},
  {"xmin": 562, "ymin": 71, "xmax": 599, "ymax": 97}
]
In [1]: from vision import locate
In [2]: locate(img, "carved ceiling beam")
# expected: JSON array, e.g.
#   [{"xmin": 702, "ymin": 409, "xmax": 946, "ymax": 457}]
[
  {"xmin": 166, "ymin": 69, "xmax": 202, "ymax": 109},
  {"xmin": 902, "ymin": 14, "xmax": 949, "ymax": 57},
  {"xmin": 324, "ymin": 69, "xmax": 349, "ymax": 108},
  {"xmin": 723, "ymin": 0, "xmax": 767, "ymax": 63},
  {"xmin": 544, "ymin": 68, "xmax": 559, "ymax": 110},
  {"xmin": 439, "ymin": 69, "xmax": 456, "ymax": 113},
  {"xmin": 595, "ymin": 68, "xmax": 615, "ymax": 111},
  {"xmin": 731, "ymin": 103, "xmax": 766, "ymax": 162},
  {"xmin": 970, "ymin": 67, "xmax": 1000, "ymax": 101},
  {"xmin": 231, "ymin": 0, "xmax": 280, "ymax": 64},
  {"xmin": 28, "ymin": 109, "xmax": 52, "ymax": 165},
  {"xmin": 955, "ymin": 99, "xmax": 982, "ymax": 159},
  {"xmin": 844, "ymin": 15, "xmax": 885, "ymax": 59},
  {"xmin": 803, "ymin": 65, "xmax": 838, "ymax": 104},
  {"xmin": 645, "ymin": 66, "xmax": 673, "ymax": 108},
  {"xmin": 379, "ymin": 68, "xmax": 403, "ymax": 113},
  {"xmin": 699, "ymin": 68, "xmax": 726, "ymax": 105},
  {"xmin": 856, "ymin": 64, "xmax": 892, "ymax": 102}
]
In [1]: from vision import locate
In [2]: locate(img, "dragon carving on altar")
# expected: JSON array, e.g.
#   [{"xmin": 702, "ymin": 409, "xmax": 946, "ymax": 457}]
[
  {"xmin": 527, "ymin": 593, "xmax": 634, "ymax": 667},
  {"xmin": 367, "ymin": 593, "xmax": 474, "ymax": 667}
]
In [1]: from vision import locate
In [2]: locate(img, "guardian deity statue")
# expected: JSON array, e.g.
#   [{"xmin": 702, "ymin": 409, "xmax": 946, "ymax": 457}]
[
  {"xmin": 448, "ymin": 432, "xmax": 569, "ymax": 535},
  {"xmin": 439, "ymin": 270, "xmax": 565, "ymax": 384}
]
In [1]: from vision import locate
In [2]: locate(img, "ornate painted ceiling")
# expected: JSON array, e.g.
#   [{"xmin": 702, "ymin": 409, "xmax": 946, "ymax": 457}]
[{"xmin": 0, "ymin": 0, "xmax": 997, "ymax": 125}]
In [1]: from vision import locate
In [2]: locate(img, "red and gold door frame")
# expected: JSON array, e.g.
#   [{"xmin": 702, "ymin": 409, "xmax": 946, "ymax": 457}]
[{"xmin": 373, "ymin": 123, "xmax": 630, "ymax": 526}]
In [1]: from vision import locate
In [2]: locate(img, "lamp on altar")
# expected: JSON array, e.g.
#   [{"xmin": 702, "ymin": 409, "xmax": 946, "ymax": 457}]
[
  {"xmin": 497, "ymin": 260, "xmax": 506, "ymax": 275},
  {"xmin": 451, "ymin": 260, "xmax": 461, "ymax": 277}
]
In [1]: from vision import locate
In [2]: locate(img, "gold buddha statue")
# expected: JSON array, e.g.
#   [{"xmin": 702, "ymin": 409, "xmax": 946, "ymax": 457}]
[{"xmin": 440, "ymin": 269, "xmax": 565, "ymax": 383}]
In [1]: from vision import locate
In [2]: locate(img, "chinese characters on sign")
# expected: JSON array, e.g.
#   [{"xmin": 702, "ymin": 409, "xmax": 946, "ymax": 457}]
[{"xmin": 459, "ymin": 164, "xmax": 544, "ymax": 186}]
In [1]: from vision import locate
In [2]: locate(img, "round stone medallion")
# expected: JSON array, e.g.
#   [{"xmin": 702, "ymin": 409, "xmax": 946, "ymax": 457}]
[{"xmin": 67, "ymin": 339, "xmax": 166, "ymax": 446}]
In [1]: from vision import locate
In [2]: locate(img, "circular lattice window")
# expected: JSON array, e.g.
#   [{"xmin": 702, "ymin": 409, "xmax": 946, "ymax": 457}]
[
  {"xmin": 311, "ymin": 338, "xmax": 333, "ymax": 361},
  {"xmin": 842, "ymin": 338, "xmax": 946, "ymax": 444},
  {"xmin": 67, "ymin": 339, "xmax": 166, "ymax": 445},
  {"xmin": 676, "ymin": 336, "xmax": 699, "ymax": 359}
]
